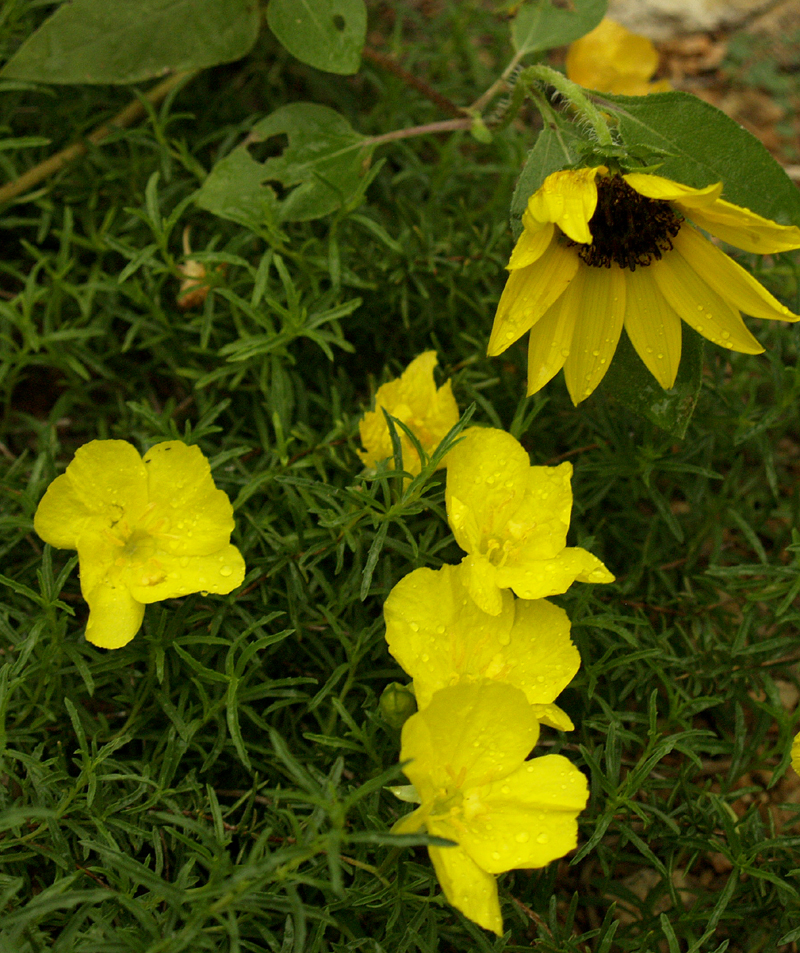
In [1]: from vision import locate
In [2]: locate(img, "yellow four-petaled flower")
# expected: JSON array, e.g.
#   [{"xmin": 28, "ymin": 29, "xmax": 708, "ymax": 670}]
[
  {"xmin": 393, "ymin": 681, "xmax": 589, "ymax": 935},
  {"xmin": 34, "ymin": 439, "xmax": 246, "ymax": 649}
]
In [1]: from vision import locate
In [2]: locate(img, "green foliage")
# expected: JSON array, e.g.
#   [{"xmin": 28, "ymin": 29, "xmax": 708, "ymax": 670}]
[
  {"xmin": 2, "ymin": 1, "xmax": 800, "ymax": 951},
  {"xmin": 0, "ymin": 0, "xmax": 261, "ymax": 84},
  {"xmin": 511, "ymin": 0, "xmax": 607, "ymax": 58},
  {"xmin": 267, "ymin": 0, "xmax": 367, "ymax": 76}
]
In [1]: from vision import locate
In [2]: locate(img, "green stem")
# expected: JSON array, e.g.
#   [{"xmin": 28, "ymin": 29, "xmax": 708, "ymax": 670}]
[{"xmin": 521, "ymin": 64, "xmax": 614, "ymax": 147}]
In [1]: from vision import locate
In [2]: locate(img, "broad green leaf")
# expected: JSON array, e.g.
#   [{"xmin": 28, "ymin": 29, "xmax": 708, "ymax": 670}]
[
  {"xmin": 597, "ymin": 324, "xmax": 704, "ymax": 438},
  {"xmin": 511, "ymin": 0, "xmax": 606, "ymax": 58},
  {"xmin": 0, "ymin": 0, "xmax": 260, "ymax": 85},
  {"xmin": 267, "ymin": 0, "xmax": 366, "ymax": 75},
  {"xmin": 196, "ymin": 103, "xmax": 375, "ymax": 226},
  {"xmin": 509, "ymin": 114, "xmax": 592, "ymax": 238},
  {"xmin": 597, "ymin": 90, "xmax": 800, "ymax": 225}
]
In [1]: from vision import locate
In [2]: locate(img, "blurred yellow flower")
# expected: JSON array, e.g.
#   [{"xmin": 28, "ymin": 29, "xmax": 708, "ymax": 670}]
[
  {"xmin": 566, "ymin": 18, "xmax": 670, "ymax": 95},
  {"xmin": 358, "ymin": 351, "xmax": 459, "ymax": 477},
  {"xmin": 384, "ymin": 563, "xmax": 579, "ymax": 729},
  {"xmin": 393, "ymin": 681, "xmax": 588, "ymax": 935},
  {"xmin": 490, "ymin": 167, "xmax": 800, "ymax": 403},
  {"xmin": 34, "ymin": 440, "xmax": 245, "ymax": 649},
  {"xmin": 792, "ymin": 731, "xmax": 800, "ymax": 776},
  {"xmin": 445, "ymin": 428, "xmax": 613, "ymax": 615}
]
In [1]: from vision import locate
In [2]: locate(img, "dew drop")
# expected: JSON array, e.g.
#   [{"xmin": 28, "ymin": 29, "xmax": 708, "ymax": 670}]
[
  {"xmin": 220, "ymin": 565, "xmax": 232, "ymax": 577},
  {"xmin": 536, "ymin": 832, "xmax": 549, "ymax": 844},
  {"xmin": 515, "ymin": 831, "xmax": 529, "ymax": 844}
]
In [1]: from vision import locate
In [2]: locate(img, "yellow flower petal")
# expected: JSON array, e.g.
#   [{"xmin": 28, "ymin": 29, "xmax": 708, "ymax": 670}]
[
  {"xmin": 623, "ymin": 173, "xmax": 722, "ymax": 209},
  {"xmin": 526, "ymin": 168, "xmax": 602, "ymax": 244},
  {"xmin": 358, "ymin": 351, "xmax": 459, "ymax": 475},
  {"xmin": 144, "ymin": 441, "xmax": 236, "ymax": 556},
  {"xmin": 508, "ymin": 220, "xmax": 555, "ymax": 270},
  {"xmin": 34, "ymin": 473, "xmax": 99, "ymax": 550},
  {"xmin": 446, "ymin": 429, "xmax": 531, "ymax": 549},
  {"xmin": 623, "ymin": 265, "xmax": 682, "ymax": 388},
  {"xmin": 563, "ymin": 262, "xmax": 626, "ymax": 404},
  {"xmin": 427, "ymin": 843, "xmax": 502, "ymax": 936},
  {"xmin": 496, "ymin": 547, "xmax": 614, "ymax": 601},
  {"xmin": 384, "ymin": 565, "xmax": 579, "ymax": 711},
  {"xmin": 400, "ymin": 682, "xmax": 539, "ymax": 793},
  {"xmin": 126, "ymin": 544, "xmax": 245, "ymax": 604},
  {"xmin": 566, "ymin": 18, "xmax": 667, "ymax": 96},
  {"xmin": 489, "ymin": 234, "xmax": 580, "ymax": 356},
  {"xmin": 84, "ymin": 582, "xmax": 145, "ymax": 649},
  {"xmin": 458, "ymin": 553, "xmax": 505, "ymax": 617},
  {"xmin": 792, "ymin": 731, "xmax": 800, "ymax": 777},
  {"xmin": 34, "ymin": 441, "xmax": 148, "ymax": 549},
  {"xmin": 461, "ymin": 754, "xmax": 588, "ymax": 873},
  {"xmin": 651, "ymin": 239, "xmax": 764, "ymax": 353},
  {"xmin": 530, "ymin": 703, "xmax": 574, "ymax": 732},
  {"xmin": 673, "ymin": 225, "xmax": 799, "ymax": 322},
  {"xmin": 686, "ymin": 198, "xmax": 800, "ymax": 255},
  {"xmin": 525, "ymin": 281, "xmax": 578, "ymax": 396}
]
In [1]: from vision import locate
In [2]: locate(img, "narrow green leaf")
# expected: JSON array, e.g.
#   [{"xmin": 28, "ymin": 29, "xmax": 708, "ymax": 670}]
[
  {"xmin": 1, "ymin": 0, "xmax": 260, "ymax": 85},
  {"xmin": 196, "ymin": 103, "xmax": 374, "ymax": 226},
  {"xmin": 267, "ymin": 0, "xmax": 366, "ymax": 75},
  {"xmin": 511, "ymin": 0, "xmax": 606, "ymax": 58}
]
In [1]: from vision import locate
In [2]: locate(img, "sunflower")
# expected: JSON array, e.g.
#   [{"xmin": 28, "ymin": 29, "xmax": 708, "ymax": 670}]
[{"xmin": 489, "ymin": 166, "xmax": 800, "ymax": 403}]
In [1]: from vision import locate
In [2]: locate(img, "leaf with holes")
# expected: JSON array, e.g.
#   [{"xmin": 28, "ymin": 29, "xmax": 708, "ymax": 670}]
[
  {"xmin": 0, "ymin": 0, "xmax": 260, "ymax": 84},
  {"xmin": 195, "ymin": 103, "xmax": 375, "ymax": 226},
  {"xmin": 267, "ymin": 0, "xmax": 366, "ymax": 75},
  {"xmin": 511, "ymin": 0, "xmax": 606, "ymax": 58}
]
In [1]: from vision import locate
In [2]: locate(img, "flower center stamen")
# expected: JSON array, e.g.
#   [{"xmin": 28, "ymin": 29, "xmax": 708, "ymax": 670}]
[{"xmin": 571, "ymin": 174, "xmax": 683, "ymax": 270}]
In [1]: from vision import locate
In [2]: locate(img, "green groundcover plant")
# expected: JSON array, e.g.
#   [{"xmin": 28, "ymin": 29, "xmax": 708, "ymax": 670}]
[{"xmin": 2, "ymin": 0, "xmax": 800, "ymax": 950}]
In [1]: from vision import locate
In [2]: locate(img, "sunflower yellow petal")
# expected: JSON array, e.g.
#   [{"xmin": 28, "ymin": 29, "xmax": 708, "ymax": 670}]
[
  {"xmin": 84, "ymin": 582, "xmax": 145, "ymax": 649},
  {"xmin": 563, "ymin": 262, "xmax": 626, "ymax": 404},
  {"xmin": 525, "ymin": 280, "xmax": 578, "ymax": 397},
  {"xmin": 526, "ymin": 168, "xmax": 601, "ymax": 244},
  {"xmin": 461, "ymin": 754, "xmax": 588, "ymax": 873},
  {"xmin": 673, "ymin": 225, "xmax": 799, "ymax": 322},
  {"xmin": 623, "ymin": 265, "xmax": 683, "ymax": 388},
  {"xmin": 427, "ymin": 843, "xmax": 502, "ymax": 936},
  {"xmin": 508, "ymin": 220, "xmax": 555, "ymax": 270},
  {"xmin": 651, "ymin": 241, "xmax": 764, "ymax": 353},
  {"xmin": 686, "ymin": 198, "xmax": 800, "ymax": 254},
  {"xmin": 623, "ymin": 173, "xmax": 722, "ymax": 208},
  {"xmin": 489, "ymin": 235, "xmax": 580, "ymax": 356}
]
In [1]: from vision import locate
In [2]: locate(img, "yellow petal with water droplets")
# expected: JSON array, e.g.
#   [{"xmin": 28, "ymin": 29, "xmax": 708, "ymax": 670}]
[
  {"xmin": 623, "ymin": 265, "xmax": 683, "ymax": 389},
  {"xmin": 624, "ymin": 173, "xmax": 722, "ymax": 208},
  {"xmin": 462, "ymin": 754, "xmax": 588, "ymax": 873},
  {"xmin": 508, "ymin": 220, "xmax": 554, "ymax": 270},
  {"xmin": 526, "ymin": 167, "xmax": 601, "ymax": 244},
  {"xmin": 563, "ymin": 262, "xmax": 626, "ymax": 404},
  {"xmin": 530, "ymin": 702, "xmax": 574, "ymax": 732},
  {"xmin": 524, "ymin": 278, "xmax": 579, "ymax": 396},
  {"xmin": 651, "ymin": 241, "xmax": 764, "ymax": 353},
  {"xmin": 428, "ymin": 842, "xmax": 503, "ymax": 936},
  {"xmin": 686, "ymin": 198, "xmax": 800, "ymax": 254},
  {"xmin": 126, "ymin": 543, "xmax": 245, "ymax": 604},
  {"xmin": 84, "ymin": 581, "xmax": 145, "ymax": 649},
  {"xmin": 144, "ymin": 441, "xmax": 235, "ymax": 556},
  {"xmin": 34, "ymin": 473, "xmax": 98, "ymax": 550},
  {"xmin": 489, "ymin": 235, "xmax": 579, "ymax": 356},
  {"xmin": 674, "ymin": 226, "xmax": 799, "ymax": 322},
  {"xmin": 496, "ymin": 546, "xmax": 613, "ymax": 600}
]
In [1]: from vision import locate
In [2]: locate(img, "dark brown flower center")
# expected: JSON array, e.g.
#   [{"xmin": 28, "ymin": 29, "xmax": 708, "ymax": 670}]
[{"xmin": 569, "ymin": 173, "xmax": 683, "ymax": 270}]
